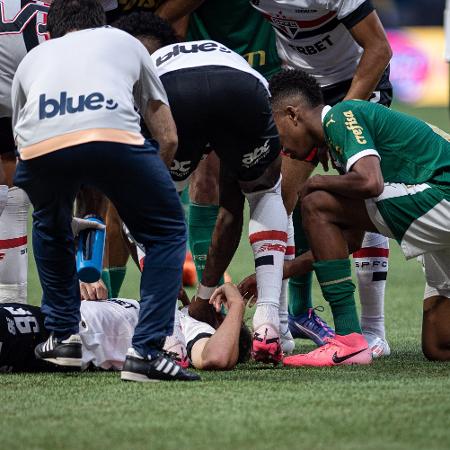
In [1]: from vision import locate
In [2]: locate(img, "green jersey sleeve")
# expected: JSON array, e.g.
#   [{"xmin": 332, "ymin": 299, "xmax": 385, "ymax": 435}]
[{"xmin": 323, "ymin": 102, "xmax": 380, "ymax": 173}]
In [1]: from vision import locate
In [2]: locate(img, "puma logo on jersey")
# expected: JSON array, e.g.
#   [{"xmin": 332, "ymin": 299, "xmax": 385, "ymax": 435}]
[
  {"xmin": 343, "ymin": 110, "xmax": 367, "ymax": 145},
  {"xmin": 39, "ymin": 92, "xmax": 118, "ymax": 120},
  {"xmin": 325, "ymin": 114, "xmax": 336, "ymax": 127},
  {"xmin": 155, "ymin": 42, "xmax": 232, "ymax": 66},
  {"xmin": 242, "ymin": 139, "xmax": 271, "ymax": 168}
]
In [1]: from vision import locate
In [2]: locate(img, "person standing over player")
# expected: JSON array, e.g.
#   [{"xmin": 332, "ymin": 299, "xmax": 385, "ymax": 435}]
[
  {"xmin": 268, "ymin": 69, "xmax": 450, "ymax": 365},
  {"xmin": 11, "ymin": 0, "xmax": 199, "ymax": 382},
  {"xmin": 250, "ymin": 0, "xmax": 393, "ymax": 357},
  {"xmin": 0, "ymin": 0, "xmax": 50, "ymax": 304},
  {"xmin": 115, "ymin": 12, "xmax": 288, "ymax": 364}
]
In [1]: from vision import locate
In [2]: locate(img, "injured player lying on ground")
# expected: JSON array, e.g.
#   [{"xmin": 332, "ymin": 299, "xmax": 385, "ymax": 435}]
[{"xmin": 0, "ymin": 284, "xmax": 251, "ymax": 373}]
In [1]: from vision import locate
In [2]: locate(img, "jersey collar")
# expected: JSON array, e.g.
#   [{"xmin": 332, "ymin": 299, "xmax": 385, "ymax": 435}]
[{"xmin": 321, "ymin": 105, "xmax": 332, "ymax": 124}]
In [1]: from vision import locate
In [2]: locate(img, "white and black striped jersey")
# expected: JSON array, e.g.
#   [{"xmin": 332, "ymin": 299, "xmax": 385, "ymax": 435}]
[
  {"xmin": 250, "ymin": 0, "xmax": 376, "ymax": 86},
  {"xmin": 0, "ymin": 0, "xmax": 49, "ymax": 118}
]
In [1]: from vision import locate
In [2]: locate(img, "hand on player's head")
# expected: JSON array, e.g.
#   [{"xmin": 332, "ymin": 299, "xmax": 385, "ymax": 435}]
[
  {"xmin": 80, "ymin": 279, "xmax": 108, "ymax": 301},
  {"xmin": 209, "ymin": 283, "xmax": 245, "ymax": 312}
]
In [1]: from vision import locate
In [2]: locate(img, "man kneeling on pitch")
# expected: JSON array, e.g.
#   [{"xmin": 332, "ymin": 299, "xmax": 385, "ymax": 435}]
[{"xmin": 242, "ymin": 69, "xmax": 450, "ymax": 365}]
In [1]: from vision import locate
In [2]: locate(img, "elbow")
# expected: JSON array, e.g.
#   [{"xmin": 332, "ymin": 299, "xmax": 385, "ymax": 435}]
[
  {"xmin": 373, "ymin": 40, "xmax": 392, "ymax": 68},
  {"xmin": 362, "ymin": 179, "xmax": 384, "ymax": 198},
  {"xmin": 202, "ymin": 354, "xmax": 236, "ymax": 371}
]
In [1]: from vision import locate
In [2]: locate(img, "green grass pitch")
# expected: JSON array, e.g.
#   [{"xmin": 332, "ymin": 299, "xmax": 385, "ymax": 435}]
[{"xmin": 1, "ymin": 104, "xmax": 450, "ymax": 450}]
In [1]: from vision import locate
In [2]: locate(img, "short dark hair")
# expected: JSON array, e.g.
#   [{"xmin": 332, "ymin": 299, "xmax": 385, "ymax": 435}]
[
  {"xmin": 269, "ymin": 69, "xmax": 324, "ymax": 108},
  {"xmin": 113, "ymin": 11, "xmax": 179, "ymax": 47},
  {"xmin": 237, "ymin": 323, "xmax": 252, "ymax": 364},
  {"xmin": 47, "ymin": 0, "xmax": 106, "ymax": 39}
]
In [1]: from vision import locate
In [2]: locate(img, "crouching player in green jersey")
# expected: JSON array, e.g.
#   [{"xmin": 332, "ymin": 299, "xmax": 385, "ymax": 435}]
[{"xmin": 268, "ymin": 69, "xmax": 450, "ymax": 365}]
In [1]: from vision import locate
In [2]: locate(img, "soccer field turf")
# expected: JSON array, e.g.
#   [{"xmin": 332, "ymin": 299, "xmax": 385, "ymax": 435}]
[{"xmin": 1, "ymin": 105, "xmax": 449, "ymax": 450}]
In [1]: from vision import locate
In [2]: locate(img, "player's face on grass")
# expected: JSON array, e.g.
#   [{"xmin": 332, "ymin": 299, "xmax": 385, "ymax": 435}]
[{"xmin": 273, "ymin": 108, "xmax": 316, "ymax": 160}]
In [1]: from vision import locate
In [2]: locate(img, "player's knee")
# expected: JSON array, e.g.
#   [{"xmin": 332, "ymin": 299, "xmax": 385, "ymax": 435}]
[
  {"xmin": 301, "ymin": 191, "xmax": 329, "ymax": 226},
  {"xmin": 422, "ymin": 339, "xmax": 450, "ymax": 361}
]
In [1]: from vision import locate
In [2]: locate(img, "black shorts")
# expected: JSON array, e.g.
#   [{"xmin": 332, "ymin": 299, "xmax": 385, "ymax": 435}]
[
  {"xmin": 321, "ymin": 66, "xmax": 393, "ymax": 107},
  {"xmin": 0, "ymin": 117, "xmax": 15, "ymax": 155},
  {"xmin": 160, "ymin": 66, "xmax": 280, "ymax": 183}
]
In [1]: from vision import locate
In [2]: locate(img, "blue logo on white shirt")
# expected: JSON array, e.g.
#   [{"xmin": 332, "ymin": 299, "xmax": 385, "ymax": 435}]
[{"xmin": 39, "ymin": 92, "xmax": 118, "ymax": 120}]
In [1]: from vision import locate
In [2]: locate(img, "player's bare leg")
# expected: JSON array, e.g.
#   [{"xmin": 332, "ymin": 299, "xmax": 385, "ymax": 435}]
[
  {"xmin": 282, "ymin": 156, "xmax": 335, "ymax": 345},
  {"xmin": 189, "ymin": 152, "xmax": 221, "ymax": 284},
  {"xmin": 422, "ymin": 294, "xmax": 450, "ymax": 361},
  {"xmin": 0, "ymin": 152, "xmax": 29, "ymax": 304},
  {"xmin": 104, "ymin": 201, "xmax": 130, "ymax": 297},
  {"xmin": 282, "ymin": 155, "xmax": 388, "ymax": 352}
]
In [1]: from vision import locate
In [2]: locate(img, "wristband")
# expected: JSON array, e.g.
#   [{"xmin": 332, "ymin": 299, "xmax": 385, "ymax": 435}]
[
  {"xmin": 0, "ymin": 185, "xmax": 8, "ymax": 218},
  {"xmin": 196, "ymin": 283, "xmax": 217, "ymax": 299}
]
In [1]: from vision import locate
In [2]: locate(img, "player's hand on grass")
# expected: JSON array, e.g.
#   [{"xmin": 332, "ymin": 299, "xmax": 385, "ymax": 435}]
[
  {"xmin": 209, "ymin": 283, "xmax": 244, "ymax": 312},
  {"xmin": 80, "ymin": 279, "xmax": 108, "ymax": 301},
  {"xmin": 237, "ymin": 274, "xmax": 258, "ymax": 307},
  {"xmin": 71, "ymin": 217, "xmax": 105, "ymax": 237}
]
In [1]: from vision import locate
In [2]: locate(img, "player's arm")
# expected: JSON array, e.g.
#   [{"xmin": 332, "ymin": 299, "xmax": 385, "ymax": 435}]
[
  {"xmin": 191, "ymin": 284, "xmax": 245, "ymax": 370},
  {"xmin": 301, "ymin": 156, "xmax": 384, "ymax": 200},
  {"xmin": 200, "ymin": 168, "xmax": 245, "ymax": 288},
  {"xmin": 136, "ymin": 42, "xmax": 178, "ymax": 167},
  {"xmin": 144, "ymin": 99, "xmax": 178, "ymax": 167},
  {"xmin": 156, "ymin": 0, "xmax": 205, "ymax": 22},
  {"xmin": 343, "ymin": 9, "xmax": 392, "ymax": 100}
]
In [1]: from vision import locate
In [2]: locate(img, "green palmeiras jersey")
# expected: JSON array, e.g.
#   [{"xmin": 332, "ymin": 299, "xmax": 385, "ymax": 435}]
[
  {"xmin": 323, "ymin": 100, "xmax": 450, "ymax": 188},
  {"xmin": 187, "ymin": 0, "xmax": 281, "ymax": 79}
]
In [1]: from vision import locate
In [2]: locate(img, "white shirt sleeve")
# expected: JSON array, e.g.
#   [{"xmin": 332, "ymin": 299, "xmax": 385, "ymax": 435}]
[
  {"xmin": 134, "ymin": 42, "xmax": 169, "ymax": 114},
  {"xmin": 11, "ymin": 63, "xmax": 26, "ymax": 135}
]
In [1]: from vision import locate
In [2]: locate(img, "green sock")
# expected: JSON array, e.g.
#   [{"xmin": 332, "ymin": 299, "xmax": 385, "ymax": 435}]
[
  {"xmin": 313, "ymin": 258, "xmax": 361, "ymax": 335},
  {"xmin": 109, "ymin": 266, "xmax": 127, "ymax": 298},
  {"xmin": 101, "ymin": 269, "xmax": 112, "ymax": 298},
  {"xmin": 288, "ymin": 205, "xmax": 312, "ymax": 316},
  {"xmin": 188, "ymin": 202, "xmax": 223, "ymax": 285}
]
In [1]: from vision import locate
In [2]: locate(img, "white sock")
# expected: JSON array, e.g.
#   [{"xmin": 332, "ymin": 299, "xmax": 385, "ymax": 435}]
[
  {"xmin": 245, "ymin": 177, "xmax": 287, "ymax": 333},
  {"xmin": 0, "ymin": 187, "xmax": 30, "ymax": 304},
  {"xmin": 353, "ymin": 232, "xmax": 389, "ymax": 340},
  {"xmin": 279, "ymin": 214, "xmax": 295, "ymax": 336}
]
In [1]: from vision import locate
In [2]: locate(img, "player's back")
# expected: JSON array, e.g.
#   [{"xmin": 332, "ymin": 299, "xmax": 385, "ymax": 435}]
[
  {"xmin": 152, "ymin": 40, "xmax": 268, "ymax": 89},
  {"xmin": 0, "ymin": 0, "xmax": 49, "ymax": 117},
  {"xmin": 13, "ymin": 26, "xmax": 159, "ymax": 154},
  {"xmin": 327, "ymin": 100, "xmax": 450, "ymax": 186}
]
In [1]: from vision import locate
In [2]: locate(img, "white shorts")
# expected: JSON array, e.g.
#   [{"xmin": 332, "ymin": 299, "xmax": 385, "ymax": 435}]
[{"xmin": 418, "ymin": 252, "xmax": 450, "ymax": 299}]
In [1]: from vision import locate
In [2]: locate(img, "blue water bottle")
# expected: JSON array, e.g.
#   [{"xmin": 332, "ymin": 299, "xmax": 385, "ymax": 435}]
[{"xmin": 76, "ymin": 217, "xmax": 106, "ymax": 283}]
